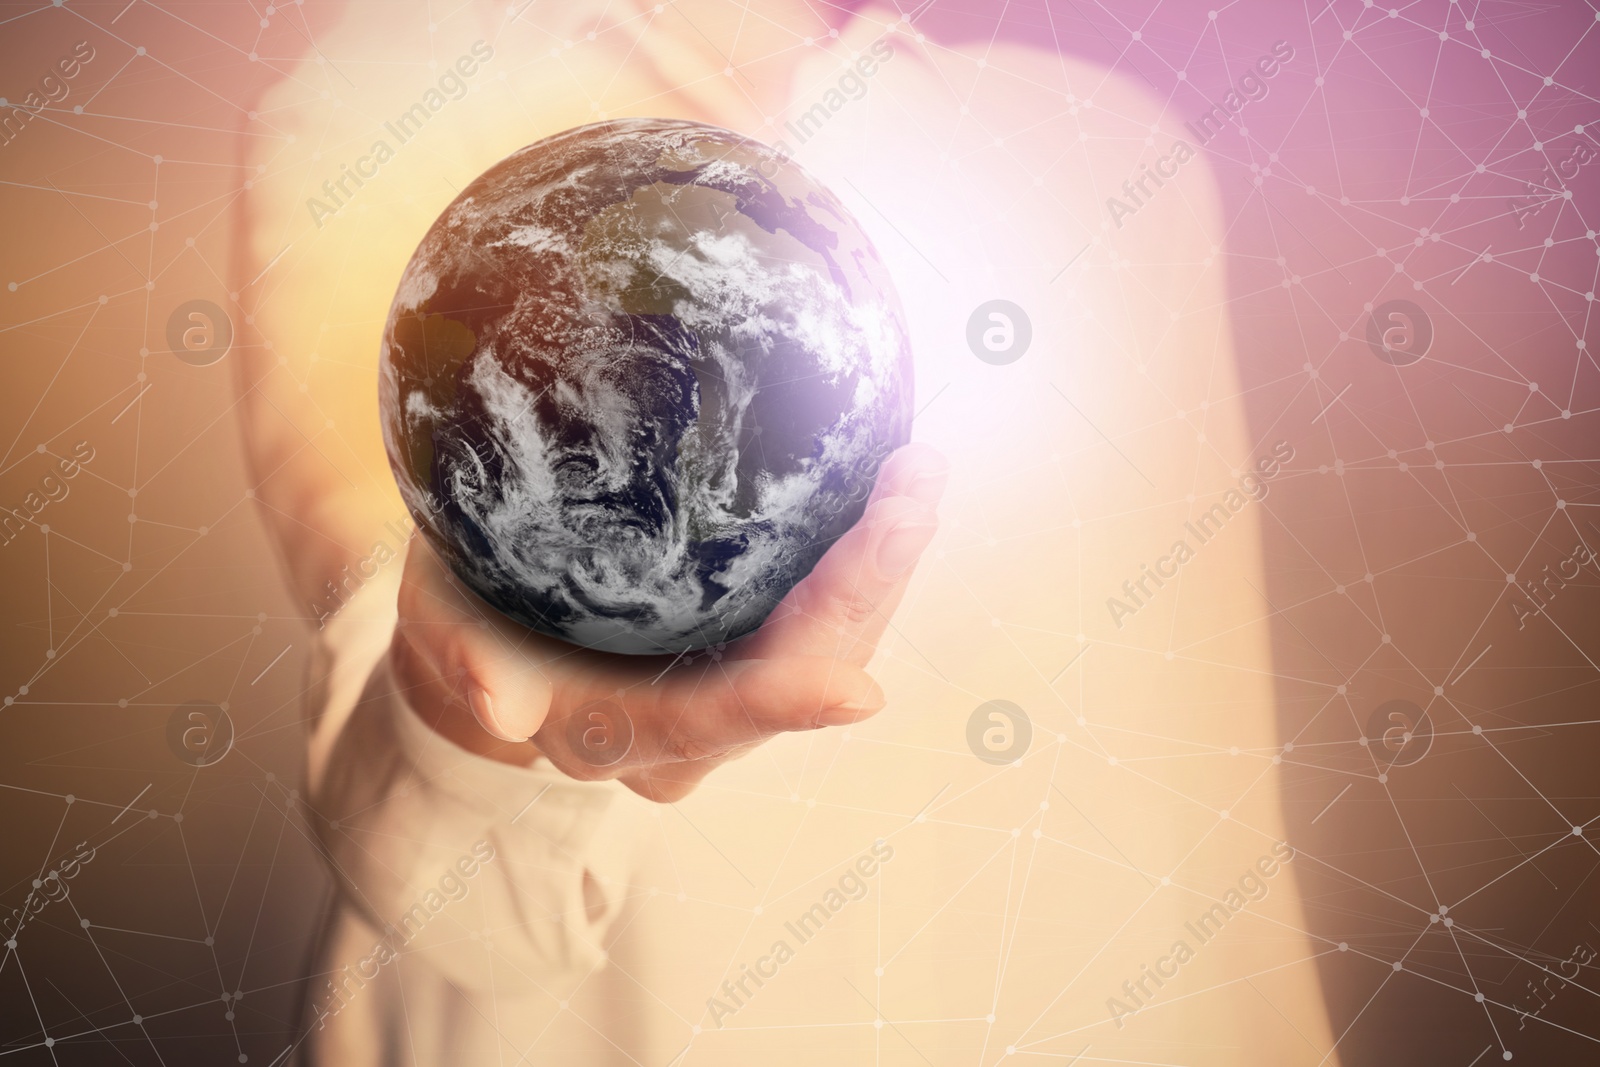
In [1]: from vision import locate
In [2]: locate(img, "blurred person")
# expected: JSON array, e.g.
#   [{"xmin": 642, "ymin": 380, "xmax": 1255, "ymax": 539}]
[{"xmin": 235, "ymin": 1, "xmax": 1342, "ymax": 1063}]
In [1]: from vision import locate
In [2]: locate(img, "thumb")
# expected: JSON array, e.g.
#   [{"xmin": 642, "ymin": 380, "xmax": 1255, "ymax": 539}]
[{"xmin": 394, "ymin": 538, "xmax": 555, "ymax": 744}]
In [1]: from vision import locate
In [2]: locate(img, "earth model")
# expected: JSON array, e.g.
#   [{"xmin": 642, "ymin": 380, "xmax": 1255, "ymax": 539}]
[{"xmin": 380, "ymin": 118, "xmax": 914, "ymax": 654}]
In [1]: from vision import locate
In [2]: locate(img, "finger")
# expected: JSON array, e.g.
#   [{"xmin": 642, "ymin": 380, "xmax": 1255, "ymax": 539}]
[
  {"xmin": 393, "ymin": 538, "xmax": 555, "ymax": 745},
  {"xmin": 620, "ymin": 772, "xmax": 699, "ymax": 804},
  {"xmin": 865, "ymin": 441, "xmax": 952, "ymax": 511},
  {"xmin": 654, "ymin": 655, "xmax": 886, "ymax": 747},
  {"xmin": 619, "ymin": 760, "xmax": 721, "ymax": 804},
  {"xmin": 740, "ymin": 444, "xmax": 948, "ymax": 664},
  {"xmin": 616, "ymin": 738, "xmax": 760, "ymax": 802},
  {"xmin": 537, "ymin": 655, "xmax": 883, "ymax": 778}
]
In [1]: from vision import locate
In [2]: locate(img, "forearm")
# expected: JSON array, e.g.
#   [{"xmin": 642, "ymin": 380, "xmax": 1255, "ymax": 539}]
[
  {"xmin": 232, "ymin": 330, "xmax": 399, "ymax": 611},
  {"xmin": 309, "ymin": 567, "xmax": 638, "ymax": 993}
]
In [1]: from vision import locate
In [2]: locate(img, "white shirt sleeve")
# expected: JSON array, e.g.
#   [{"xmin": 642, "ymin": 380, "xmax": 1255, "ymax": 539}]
[{"xmin": 303, "ymin": 545, "xmax": 650, "ymax": 999}]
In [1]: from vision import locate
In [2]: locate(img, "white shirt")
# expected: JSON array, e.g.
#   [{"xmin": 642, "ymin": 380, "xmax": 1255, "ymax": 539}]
[
  {"xmin": 251, "ymin": 4, "xmax": 1341, "ymax": 1062},
  {"xmin": 300, "ymin": 552, "xmax": 663, "ymax": 1066}
]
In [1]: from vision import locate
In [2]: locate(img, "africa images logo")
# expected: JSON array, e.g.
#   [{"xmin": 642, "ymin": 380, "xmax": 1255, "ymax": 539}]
[
  {"xmin": 310, "ymin": 840, "xmax": 496, "ymax": 1028},
  {"xmin": 704, "ymin": 840, "xmax": 894, "ymax": 1027},
  {"xmin": 305, "ymin": 41, "xmax": 494, "ymax": 228},
  {"xmin": 1106, "ymin": 40, "xmax": 1295, "ymax": 229},
  {"xmin": 1106, "ymin": 842, "xmax": 1295, "ymax": 1027},
  {"xmin": 1105, "ymin": 441, "xmax": 1294, "ymax": 628}
]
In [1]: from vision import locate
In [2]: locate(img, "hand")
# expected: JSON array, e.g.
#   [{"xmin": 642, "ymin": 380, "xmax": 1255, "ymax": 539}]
[{"xmin": 388, "ymin": 444, "xmax": 948, "ymax": 802}]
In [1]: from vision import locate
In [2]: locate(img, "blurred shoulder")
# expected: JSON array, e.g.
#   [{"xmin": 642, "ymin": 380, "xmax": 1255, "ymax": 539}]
[{"xmin": 867, "ymin": 14, "xmax": 1227, "ymax": 261}]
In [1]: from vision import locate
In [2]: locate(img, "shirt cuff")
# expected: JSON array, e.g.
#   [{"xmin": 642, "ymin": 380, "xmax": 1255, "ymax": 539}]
[{"xmin": 308, "ymin": 548, "xmax": 647, "ymax": 993}]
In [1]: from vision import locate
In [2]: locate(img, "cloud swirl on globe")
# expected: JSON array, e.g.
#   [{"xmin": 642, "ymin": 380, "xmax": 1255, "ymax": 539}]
[{"xmin": 380, "ymin": 118, "xmax": 914, "ymax": 654}]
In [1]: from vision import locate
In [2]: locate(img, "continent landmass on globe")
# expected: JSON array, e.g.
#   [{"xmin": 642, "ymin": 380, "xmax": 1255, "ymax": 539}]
[{"xmin": 380, "ymin": 118, "xmax": 914, "ymax": 654}]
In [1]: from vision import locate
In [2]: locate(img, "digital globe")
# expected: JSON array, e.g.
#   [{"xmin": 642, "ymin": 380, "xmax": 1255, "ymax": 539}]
[{"xmin": 379, "ymin": 118, "xmax": 914, "ymax": 655}]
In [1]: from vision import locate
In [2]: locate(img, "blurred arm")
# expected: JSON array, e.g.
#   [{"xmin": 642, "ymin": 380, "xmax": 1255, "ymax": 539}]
[{"xmin": 231, "ymin": 340, "xmax": 393, "ymax": 614}]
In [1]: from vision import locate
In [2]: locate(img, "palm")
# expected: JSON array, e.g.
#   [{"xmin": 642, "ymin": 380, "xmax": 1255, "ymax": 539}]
[{"xmin": 389, "ymin": 444, "xmax": 947, "ymax": 801}]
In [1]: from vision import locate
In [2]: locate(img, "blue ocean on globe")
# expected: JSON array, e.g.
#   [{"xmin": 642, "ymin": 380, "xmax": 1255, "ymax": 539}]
[{"xmin": 380, "ymin": 118, "xmax": 914, "ymax": 654}]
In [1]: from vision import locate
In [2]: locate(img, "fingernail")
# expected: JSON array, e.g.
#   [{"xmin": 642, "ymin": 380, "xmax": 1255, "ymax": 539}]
[
  {"xmin": 818, "ymin": 681, "xmax": 887, "ymax": 726},
  {"xmin": 470, "ymin": 687, "xmax": 527, "ymax": 743},
  {"xmin": 875, "ymin": 517, "xmax": 938, "ymax": 578},
  {"xmin": 905, "ymin": 466, "xmax": 950, "ymax": 508}
]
